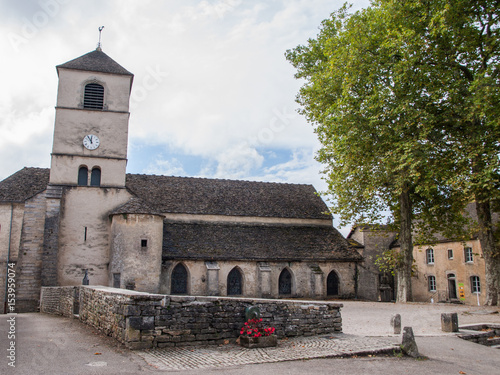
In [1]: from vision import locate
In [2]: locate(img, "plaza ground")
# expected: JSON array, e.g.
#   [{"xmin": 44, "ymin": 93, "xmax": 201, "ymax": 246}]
[{"xmin": 0, "ymin": 301, "xmax": 498, "ymax": 374}]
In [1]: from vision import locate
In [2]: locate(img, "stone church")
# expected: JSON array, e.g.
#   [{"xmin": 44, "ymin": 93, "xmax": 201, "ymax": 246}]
[{"xmin": 0, "ymin": 48, "xmax": 362, "ymax": 312}]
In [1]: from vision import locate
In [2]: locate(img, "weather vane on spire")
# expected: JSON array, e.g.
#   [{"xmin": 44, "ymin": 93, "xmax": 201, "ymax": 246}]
[{"xmin": 97, "ymin": 26, "xmax": 104, "ymax": 51}]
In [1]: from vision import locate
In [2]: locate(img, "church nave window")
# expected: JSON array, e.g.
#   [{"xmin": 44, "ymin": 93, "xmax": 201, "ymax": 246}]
[
  {"xmin": 227, "ymin": 267, "xmax": 243, "ymax": 295},
  {"xmin": 171, "ymin": 263, "xmax": 188, "ymax": 294},
  {"xmin": 83, "ymin": 83, "xmax": 104, "ymax": 109},
  {"xmin": 279, "ymin": 268, "xmax": 292, "ymax": 296}
]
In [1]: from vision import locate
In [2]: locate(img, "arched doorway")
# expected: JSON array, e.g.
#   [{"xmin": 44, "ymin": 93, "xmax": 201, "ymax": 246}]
[
  {"xmin": 227, "ymin": 268, "xmax": 243, "ymax": 296},
  {"xmin": 279, "ymin": 268, "xmax": 292, "ymax": 296},
  {"xmin": 327, "ymin": 271, "xmax": 340, "ymax": 296},
  {"xmin": 171, "ymin": 263, "xmax": 188, "ymax": 294}
]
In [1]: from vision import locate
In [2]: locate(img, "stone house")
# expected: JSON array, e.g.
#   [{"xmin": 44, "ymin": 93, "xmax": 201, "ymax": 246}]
[
  {"xmin": 350, "ymin": 206, "xmax": 496, "ymax": 305},
  {"xmin": 347, "ymin": 225, "xmax": 396, "ymax": 302},
  {"xmin": 0, "ymin": 48, "xmax": 362, "ymax": 312}
]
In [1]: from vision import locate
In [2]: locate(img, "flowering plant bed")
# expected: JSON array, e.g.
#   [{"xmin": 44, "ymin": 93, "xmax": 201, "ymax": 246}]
[{"xmin": 239, "ymin": 318, "xmax": 277, "ymax": 348}]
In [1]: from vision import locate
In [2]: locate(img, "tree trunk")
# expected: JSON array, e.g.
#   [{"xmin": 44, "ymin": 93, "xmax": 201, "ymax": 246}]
[
  {"xmin": 475, "ymin": 199, "xmax": 499, "ymax": 306},
  {"xmin": 396, "ymin": 184, "xmax": 413, "ymax": 303}
]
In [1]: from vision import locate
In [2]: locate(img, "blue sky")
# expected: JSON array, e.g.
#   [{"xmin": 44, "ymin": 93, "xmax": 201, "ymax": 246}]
[{"xmin": 0, "ymin": 0, "xmax": 371, "ymax": 234}]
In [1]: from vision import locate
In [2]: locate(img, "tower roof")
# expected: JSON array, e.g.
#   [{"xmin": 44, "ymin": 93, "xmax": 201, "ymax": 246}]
[{"xmin": 56, "ymin": 49, "xmax": 133, "ymax": 76}]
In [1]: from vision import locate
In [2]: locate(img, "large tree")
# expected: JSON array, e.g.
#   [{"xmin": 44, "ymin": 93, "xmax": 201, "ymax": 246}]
[{"xmin": 286, "ymin": 0, "xmax": 500, "ymax": 303}]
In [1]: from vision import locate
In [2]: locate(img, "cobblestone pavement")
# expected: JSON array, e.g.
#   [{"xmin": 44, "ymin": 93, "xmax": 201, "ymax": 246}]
[{"xmin": 136, "ymin": 335, "xmax": 400, "ymax": 371}]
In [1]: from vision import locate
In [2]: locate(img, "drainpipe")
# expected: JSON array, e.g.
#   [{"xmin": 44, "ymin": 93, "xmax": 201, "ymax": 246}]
[
  {"xmin": 354, "ymin": 263, "xmax": 359, "ymax": 299},
  {"xmin": 3, "ymin": 203, "xmax": 14, "ymax": 314}
]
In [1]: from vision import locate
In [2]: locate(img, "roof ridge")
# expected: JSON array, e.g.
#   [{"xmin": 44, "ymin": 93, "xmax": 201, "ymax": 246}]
[{"xmin": 126, "ymin": 172, "xmax": 312, "ymax": 187}]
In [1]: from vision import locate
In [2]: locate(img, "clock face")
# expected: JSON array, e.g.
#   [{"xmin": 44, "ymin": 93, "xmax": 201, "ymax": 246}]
[{"xmin": 83, "ymin": 134, "xmax": 100, "ymax": 150}]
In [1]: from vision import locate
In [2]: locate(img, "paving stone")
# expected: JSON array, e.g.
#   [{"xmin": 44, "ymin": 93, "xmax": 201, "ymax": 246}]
[{"xmin": 136, "ymin": 334, "xmax": 398, "ymax": 371}]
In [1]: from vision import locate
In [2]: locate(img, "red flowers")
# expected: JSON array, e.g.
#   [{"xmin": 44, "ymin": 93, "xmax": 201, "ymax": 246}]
[{"xmin": 239, "ymin": 318, "xmax": 276, "ymax": 338}]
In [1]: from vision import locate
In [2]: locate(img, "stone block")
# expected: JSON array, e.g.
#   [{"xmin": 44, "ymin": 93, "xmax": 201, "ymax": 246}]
[
  {"xmin": 441, "ymin": 313, "xmax": 458, "ymax": 332},
  {"xmin": 128, "ymin": 316, "xmax": 155, "ymax": 330},
  {"xmin": 401, "ymin": 327, "xmax": 419, "ymax": 358},
  {"xmin": 391, "ymin": 314, "xmax": 401, "ymax": 334}
]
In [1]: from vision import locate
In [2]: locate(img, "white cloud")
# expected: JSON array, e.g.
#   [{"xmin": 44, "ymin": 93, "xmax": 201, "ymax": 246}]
[
  {"xmin": 144, "ymin": 157, "xmax": 188, "ymax": 177},
  {"xmin": 0, "ymin": 0, "xmax": 371, "ymax": 200}
]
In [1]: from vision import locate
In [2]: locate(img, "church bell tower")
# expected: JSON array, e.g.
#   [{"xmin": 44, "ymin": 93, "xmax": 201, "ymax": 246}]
[{"xmin": 49, "ymin": 47, "xmax": 134, "ymax": 187}]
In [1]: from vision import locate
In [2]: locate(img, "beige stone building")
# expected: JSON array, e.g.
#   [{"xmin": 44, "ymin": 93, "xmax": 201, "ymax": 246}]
[
  {"xmin": 350, "ymin": 217, "xmax": 493, "ymax": 305},
  {"xmin": 0, "ymin": 48, "xmax": 362, "ymax": 312}
]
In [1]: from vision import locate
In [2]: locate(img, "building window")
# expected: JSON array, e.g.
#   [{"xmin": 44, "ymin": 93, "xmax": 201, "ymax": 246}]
[
  {"xmin": 464, "ymin": 247, "xmax": 473, "ymax": 263},
  {"xmin": 279, "ymin": 268, "xmax": 292, "ymax": 295},
  {"xmin": 90, "ymin": 168, "xmax": 101, "ymax": 186},
  {"xmin": 78, "ymin": 166, "xmax": 88, "ymax": 186},
  {"xmin": 141, "ymin": 239, "xmax": 148, "ymax": 248},
  {"xmin": 426, "ymin": 248, "xmax": 434, "ymax": 264},
  {"xmin": 471, "ymin": 276, "xmax": 481, "ymax": 293},
  {"xmin": 171, "ymin": 263, "xmax": 188, "ymax": 294},
  {"xmin": 113, "ymin": 273, "xmax": 120, "ymax": 288},
  {"xmin": 83, "ymin": 83, "xmax": 104, "ymax": 109},
  {"xmin": 327, "ymin": 270, "xmax": 340, "ymax": 296},
  {"xmin": 227, "ymin": 268, "xmax": 243, "ymax": 296},
  {"xmin": 428, "ymin": 275, "xmax": 436, "ymax": 292},
  {"xmin": 448, "ymin": 249, "xmax": 453, "ymax": 259}
]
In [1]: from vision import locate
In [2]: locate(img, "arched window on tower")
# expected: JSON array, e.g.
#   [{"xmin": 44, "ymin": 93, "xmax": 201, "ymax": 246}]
[
  {"xmin": 279, "ymin": 268, "xmax": 292, "ymax": 296},
  {"xmin": 227, "ymin": 268, "xmax": 243, "ymax": 295},
  {"xmin": 171, "ymin": 263, "xmax": 188, "ymax": 294},
  {"xmin": 83, "ymin": 83, "xmax": 104, "ymax": 109},
  {"xmin": 78, "ymin": 166, "xmax": 88, "ymax": 186},
  {"xmin": 90, "ymin": 167, "xmax": 101, "ymax": 186}
]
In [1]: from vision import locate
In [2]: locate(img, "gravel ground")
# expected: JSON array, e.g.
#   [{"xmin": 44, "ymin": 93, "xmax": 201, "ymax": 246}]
[{"xmin": 340, "ymin": 300, "xmax": 500, "ymax": 336}]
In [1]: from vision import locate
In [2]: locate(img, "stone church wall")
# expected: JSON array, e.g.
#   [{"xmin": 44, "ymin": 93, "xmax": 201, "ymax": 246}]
[
  {"xmin": 160, "ymin": 260, "xmax": 357, "ymax": 299},
  {"xmin": 40, "ymin": 286, "xmax": 343, "ymax": 350},
  {"xmin": 56, "ymin": 186, "xmax": 131, "ymax": 287},
  {"xmin": 110, "ymin": 213, "xmax": 163, "ymax": 292},
  {"xmin": 0, "ymin": 203, "xmax": 24, "ymax": 311},
  {"xmin": 15, "ymin": 191, "xmax": 48, "ymax": 312}
]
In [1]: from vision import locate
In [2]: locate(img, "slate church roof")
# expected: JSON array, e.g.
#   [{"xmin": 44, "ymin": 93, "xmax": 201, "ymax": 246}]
[
  {"xmin": 125, "ymin": 174, "xmax": 329, "ymax": 219},
  {"xmin": 162, "ymin": 221, "xmax": 362, "ymax": 262},
  {"xmin": 0, "ymin": 168, "xmax": 329, "ymax": 221},
  {"xmin": 56, "ymin": 49, "xmax": 133, "ymax": 76},
  {"xmin": 0, "ymin": 167, "xmax": 50, "ymax": 202}
]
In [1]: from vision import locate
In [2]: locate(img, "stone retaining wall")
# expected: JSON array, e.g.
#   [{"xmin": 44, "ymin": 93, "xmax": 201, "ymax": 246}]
[
  {"xmin": 39, "ymin": 286, "xmax": 78, "ymax": 317},
  {"xmin": 40, "ymin": 286, "xmax": 343, "ymax": 350}
]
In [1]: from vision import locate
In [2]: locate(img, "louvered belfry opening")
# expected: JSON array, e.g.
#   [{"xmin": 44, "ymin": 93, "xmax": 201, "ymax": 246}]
[{"xmin": 83, "ymin": 83, "xmax": 104, "ymax": 109}]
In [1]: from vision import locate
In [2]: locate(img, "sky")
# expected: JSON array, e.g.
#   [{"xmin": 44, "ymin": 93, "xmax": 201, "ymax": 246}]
[{"xmin": 0, "ymin": 0, "xmax": 371, "ymax": 234}]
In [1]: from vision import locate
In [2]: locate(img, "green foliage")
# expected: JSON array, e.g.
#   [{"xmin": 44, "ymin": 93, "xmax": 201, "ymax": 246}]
[
  {"xmin": 286, "ymin": 0, "xmax": 500, "ymax": 302},
  {"xmin": 375, "ymin": 249, "xmax": 417, "ymax": 276}
]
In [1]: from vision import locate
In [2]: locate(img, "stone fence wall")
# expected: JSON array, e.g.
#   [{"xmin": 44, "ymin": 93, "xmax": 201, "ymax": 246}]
[
  {"xmin": 40, "ymin": 286, "xmax": 343, "ymax": 350},
  {"xmin": 40, "ymin": 286, "xmax": 79, "ymax": 317}
]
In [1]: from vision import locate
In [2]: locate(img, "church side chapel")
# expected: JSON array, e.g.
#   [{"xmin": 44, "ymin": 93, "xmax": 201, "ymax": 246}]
[{"xmin": 0, "ymin": 47, "xmax": 362, "ymax": 312}]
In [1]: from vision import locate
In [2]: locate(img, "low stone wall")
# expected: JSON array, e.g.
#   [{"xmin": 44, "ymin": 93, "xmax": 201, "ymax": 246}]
[
  {"xmin": 39, "ymin": 286, "xmax": 78, "ymax": 317},
  {"xmin": 458, "ymin": 324, "xmax": 500, "ymax": 347},
  {"xmin": 41, "ymin": 286, "xmax": 343, "ymax": 350}
]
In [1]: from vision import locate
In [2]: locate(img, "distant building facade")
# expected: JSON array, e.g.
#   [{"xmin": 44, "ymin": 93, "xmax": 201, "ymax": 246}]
[
  {"xmin": 349, "ymin": 213, "xmax": 494, "ymax": 305},
  {"xmin": 0, "ymin": 48, "xmax": 362, "ymax": 312}
]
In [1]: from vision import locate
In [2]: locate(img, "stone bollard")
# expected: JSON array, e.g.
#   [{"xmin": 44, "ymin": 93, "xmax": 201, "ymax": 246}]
[
  {"xmin": 391, "ymin": 314, "xmax": 401, "ymax": 334},
  {"xmin": 401, "ymin": 327, "xmax": 419, "ymax": 357},
  {"xmin": 441, "ymin": 313, "xmax": 458, "ymax": 332}
]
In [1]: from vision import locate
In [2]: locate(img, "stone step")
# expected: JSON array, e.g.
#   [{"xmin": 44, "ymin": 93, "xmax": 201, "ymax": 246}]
[
  {"xmin": 490, "ymin": 345, "xmax": 500, "ymax": 349},
  {"xmin": 486, "ymin": 337, "xmax": 500, "ymax": 346}
]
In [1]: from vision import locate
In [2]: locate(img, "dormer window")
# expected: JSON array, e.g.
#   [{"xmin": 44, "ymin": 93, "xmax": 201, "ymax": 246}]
[{"xmin": 83, "ymin": 83, "xmax": 104, "ymax": 109}]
